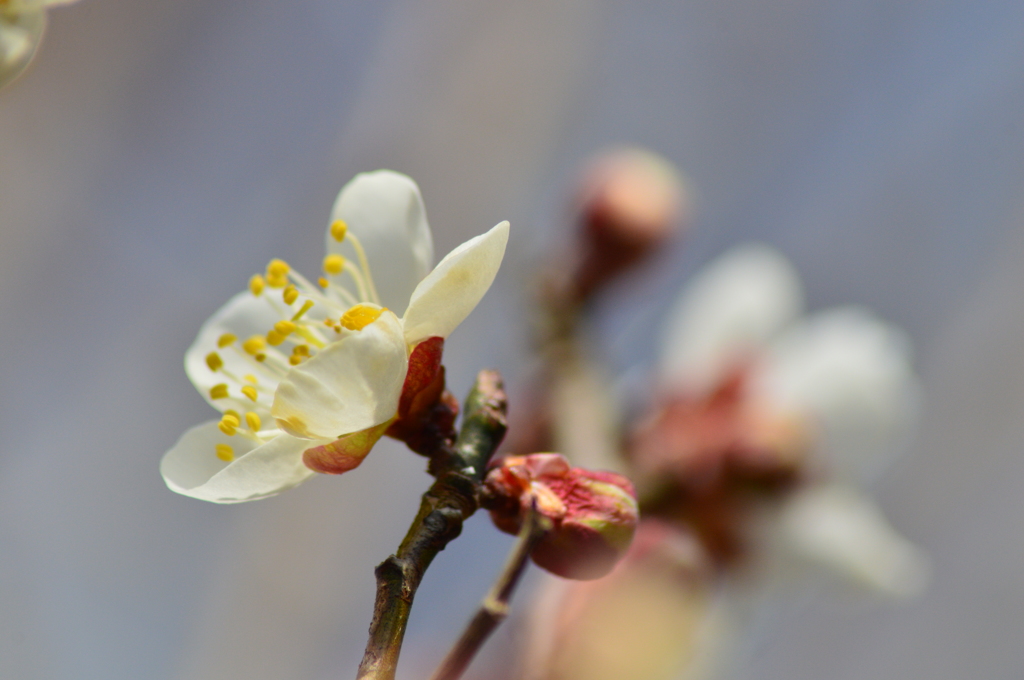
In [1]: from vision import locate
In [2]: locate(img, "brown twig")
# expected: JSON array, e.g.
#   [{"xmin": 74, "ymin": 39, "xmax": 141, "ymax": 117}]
[
  {"xmin": 356, "ymin": 370, "xmax": 508, "ymax": 680},
  {"xmin": 428, "ymin": 503, "xmax": 549, "ymax": 680}
]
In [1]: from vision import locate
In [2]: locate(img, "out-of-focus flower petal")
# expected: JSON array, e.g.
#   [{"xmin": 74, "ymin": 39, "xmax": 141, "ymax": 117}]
[
  {"xmin": 271, "ymin": 310, "xmax": 408, "ymax": 439},
  {"xmin": 327, "ymin": 170, "xmax": 434, "ymax": 313},
  {"xmin": 0, "ymin": 8, "xmax": 45, "ymax": 89},
  {"xmin": 161, "ymin": 422, "xmax": 325, "ymax": 504},
  {"xmin": 754, "ymin": 306, "xmax": 921, "ymax": 481},
  {"xmin": 779, "ymin": 483, "xmax": 929, "ymax": 597},
  {"xmin": 402, "ymin": 220, "xmax": 509, "ymax": 345},
  {"xmin": 660, "ymin": 244, "xmax": 804, "ymax": 389}
]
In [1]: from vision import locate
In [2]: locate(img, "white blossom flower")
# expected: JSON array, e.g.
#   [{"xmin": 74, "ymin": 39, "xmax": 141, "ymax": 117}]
[
  {"xmin": 659, "ymin": 243, "xmax": 927, "ymax": 595},
  {"xmin": 161, "ymin": 170, "xmax": 509, "ymax": 503},
  {"xmin": 0, "ymin": 0, "xmax": 77, "ymax": 89}
]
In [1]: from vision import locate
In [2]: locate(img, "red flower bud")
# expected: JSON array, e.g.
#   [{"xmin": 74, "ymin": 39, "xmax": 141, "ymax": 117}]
[
  {"xmin": 570, "ymin": 147, "xmax": 689, "ymax": 300},
  {"xmin": 484, "ymin": 453, "xmax": 640, "ymax": 580}
]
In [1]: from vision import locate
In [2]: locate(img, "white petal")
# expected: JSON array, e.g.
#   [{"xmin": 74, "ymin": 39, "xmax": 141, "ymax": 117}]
[
  {"xmin": 780, "ymin": 484, "xmax": 929, "ymax": 597},
  {"xmin": 160, "ymin": 422, "xmax": 324, "ymax": 504},
  {"xmin": 659, "ymin": 243, "xmax": 804, "ymax": 390},
  {"xmin": 0, "ymin": 10, "xmax": 44, "ymax": 89},
  {"xmin": 401, "ymin": 220, "xmax": 509, "ymax": 345},
  {"xmin": 185, "ymin": 291, "xmax": 293, "ymax": 418},
  {"xmin": 327, "ymin": 170, "xmax": 434, "ymax": 313},
  {"xmin": 753, "ymin": 306, "xmax": 921, "ymax": 481},
  {"xmin": 271, "ymin": 310, "xmax": 407, "ymax": 439}
]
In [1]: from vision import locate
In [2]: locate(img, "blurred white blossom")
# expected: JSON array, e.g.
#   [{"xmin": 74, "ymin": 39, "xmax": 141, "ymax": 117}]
[
  {"xmin": 0, "ymin": 0, "xmax": 76, "ymax": 89},
  {"xmin": 659, "ymin": 243, "xmax": 927, "ymax": 594}
]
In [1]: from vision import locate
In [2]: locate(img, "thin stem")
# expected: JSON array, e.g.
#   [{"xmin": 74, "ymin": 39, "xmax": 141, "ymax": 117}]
[
  {"xmin": 356, "ymin": 371, "xmax": 508, "ymax": 680},
  {"xmin": 428, "ymin": 503, "xmax": 549, "ymax": 680}
]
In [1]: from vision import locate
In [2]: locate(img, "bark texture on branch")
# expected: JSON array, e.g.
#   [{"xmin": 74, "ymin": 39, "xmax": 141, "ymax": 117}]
[{"xmin": 357, "ymin": 370, "xmax": 508, "ymax": 680}]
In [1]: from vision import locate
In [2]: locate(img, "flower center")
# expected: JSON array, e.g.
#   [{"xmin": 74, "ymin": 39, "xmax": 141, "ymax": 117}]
[
  {"xmin": 340, "ymin": 304, "xmax": 385, "ymax": 331},
  {"xmin": 202, "ymin": 220, "xmax": 388, "ymax": 463}
]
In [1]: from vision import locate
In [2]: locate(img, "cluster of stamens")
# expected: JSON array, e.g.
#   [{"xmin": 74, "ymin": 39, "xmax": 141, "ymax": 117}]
[{"xmin": 202, "ymin": 220, "xmax": 388, "ymax": 463}]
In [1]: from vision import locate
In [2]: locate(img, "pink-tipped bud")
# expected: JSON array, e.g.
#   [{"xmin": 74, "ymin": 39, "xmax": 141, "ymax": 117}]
[
  {"xmin": 484, "ymin": 453, "xmax": 640, "ymax": 580},
  {"xmin": 571, "ymin": 147, "xmax": 688, "ymax": 300}
]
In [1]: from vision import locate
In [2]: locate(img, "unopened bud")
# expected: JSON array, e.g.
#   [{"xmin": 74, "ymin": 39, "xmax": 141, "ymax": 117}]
[
  {"xmin": 484, "ymin": 453, "xmax": 639, "ymax": 580},
  {"xmin": 571, "ymin": 147, "xmax": 688, "ymax": 300}
]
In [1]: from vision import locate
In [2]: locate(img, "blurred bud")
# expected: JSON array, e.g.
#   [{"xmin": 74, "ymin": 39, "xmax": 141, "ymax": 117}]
[
  {"xmin": 571, "ymin": 147, "xmax": 688, "ymax": 300},
  {"xmin": 484, "ymin": 453, "xmax": 639, "ymax": 579}
]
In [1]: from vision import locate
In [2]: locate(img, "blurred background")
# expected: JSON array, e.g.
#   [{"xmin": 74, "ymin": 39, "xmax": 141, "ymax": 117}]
[{"xmin": 2, "ymin": 0, "xmax": 1024, "ymax": 678}]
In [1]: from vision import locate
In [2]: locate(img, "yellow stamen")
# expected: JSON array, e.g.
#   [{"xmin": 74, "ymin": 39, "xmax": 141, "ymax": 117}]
[
  {"xmin": 340, "ymin": 304, "xmax": 385, "ymax": 332},
  {"xmin": 249, "ymin": 275, "xmax": 265, "ymax": 296},
  {"xmin": 205, "ymin": 352, "xmax": 224, "ymax": 372},
  {"xmin": 209, "ymin": 384, "xmax": 229, "ymax": 400},
  {"xmin": 274, "ymin": 320, "xmax": 296, "ymax": 335},
  {"xmin": 292, "ymin": 344, "xmax": 310, "ymax": 356},
  {"xmin": 282, "ymin": 285, "xmax": 300, "ymax": 305},
  {"xmin": 218, "ymin": 413, "xmax": 240, "ymax": 436},
  {"xmin": 266, "ymin": 259, "xmax": 290, "ymax": 288},
  {"xmin": 289, "ymin": 355, "xmax": 303, "ymax": 365},
  {"xmin": 215, "ymin": 444, "xmax": 235, "ymax": 462},
  {"xmin": 330, "ymin": 219, "xmax": 348, "ymax": 242},
  {"xmin": 267, "ymin": 259, "xmax": 289, "ymax": 277},
  {"xmin": 292, "ymin": 300, "xmax": 314, "ymax": 321},
  {"xmin": 266, "ymin": 329, "xmax": 287, "ymax": 346},
  {"xmin": 255, "ymin": 353, "xmax": 266, "ymax": 362},
  {"xmin": 243, "ymin": 374, "xmax": 257, "ymax": 384},
  {"xmin": 242, "ymin": 335, "xmax": 266, "ymax": 355},
  {"xmin": 245, "ymin": 412, "xmax": 262, "ymax": 431},
  {"xmin": 224, "ymin": 409, "xmax": 240, "ymax": 420},
  {"xmin": 241, "ymin": 385, "xmax": 259, "ymax": 402},
  {"xmin": 318, "ymin": 277, "xmax": 329, "ymax": 288},
  {"xmin": 217, "ymin": 333, "xmax": 237, "ymax": 348},
  {"xmin": 323, "ymin": 254, "xmax": 345, "ymax": 275}
]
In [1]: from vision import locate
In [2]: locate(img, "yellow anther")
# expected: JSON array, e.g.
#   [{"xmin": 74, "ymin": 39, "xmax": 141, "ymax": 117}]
[
  {"xmin": 340, "ymin": 304, "xmax": 385, "ymax": 332},
  {"xmin": 218, "ymin": 413, "xmax": 239, "ymax": 435},
  {"xmin": 224, "ymin": 409, "xmax": 240, "ymax": 420},
  {"xmin": 267, "ymin": 259, "xmax": 290, "ymax": 277},
  {"xmin": 217, "ymin": 333, "xmax": 237, "ymax": 348},
  {"xmin": 243, "ymin": 374, "xmax": 257, "ymax": 384},
  {"xmin": 266, "ymin": 259, "xmax": 290, "ymax": 288},
  {"xmin": 241, "ymin": 385, "xmax": 259, "ymax": 402},
  {"xmin": 274, "ymin": 320, "xmax": 297, "ymax": 335},
  {"xmin": 289, "ymin": 355, "xmax": 303, "ymax": 366},
  {"xmin": 242, "ymin": 335, "xmax": 266, "ymax": 355},
  {"xmin": 318, "ymin": 277, "xmax": 329, "ymax": 288},
  {"xmin": 255, "ymin": 353, "xmax": 266, "ymax": 362},
  {"xmin": 266, "ymin": 329, "xmax": 287, "ymax": 346},
  {"xmin": 282, "ymin": 285, "xmax": 300, "ymax": 305},
  {"xmin": 323, "ymin": 253, "xmax": 345, "ymax": 275},
  {"xmin": 209, "ymin": 384, "xmax": 229, "ymax": 400},
  {"xmin": 221, "ymin": 413, "xmax": 240, "ymax": 427},
  {"xmin": 292, "ymin": 344, "xmax": 310, "ymax": 356},
  {"xmin": 205, "ymin": 352, "xmax": 224, "ymax": 372},
  {"xmin": 215, "ymin": 444, "xmax": 235, "ymax": 462},
  {"xmin": 245, "ymin": 412, "xmax": 262, "ymax": 431},
  {"xmin": 330, "ymin": 219, "xmax": 348, "ymax": 242},
  {"xmin": 249, "ymin": 275, "xmax": 265, "ymax": 296},
  {"xmin": 292, "ymin": 299, "xmax": 314, "ymax": 321}
]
